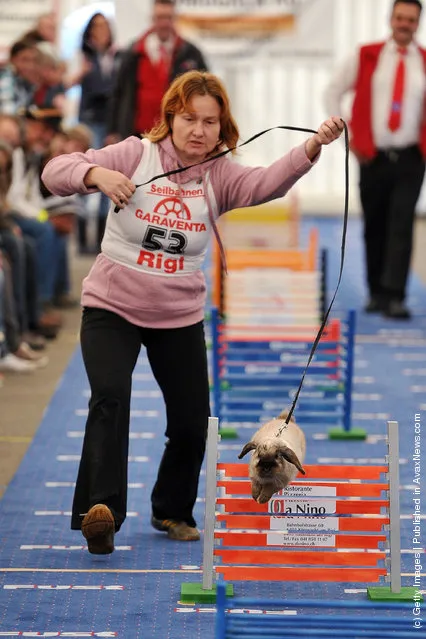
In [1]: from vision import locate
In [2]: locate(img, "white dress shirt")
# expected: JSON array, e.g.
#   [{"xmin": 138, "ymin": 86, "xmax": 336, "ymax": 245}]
[{"xmin": 324, "ymin": 39, "xmax": 426, "ymax": 149}]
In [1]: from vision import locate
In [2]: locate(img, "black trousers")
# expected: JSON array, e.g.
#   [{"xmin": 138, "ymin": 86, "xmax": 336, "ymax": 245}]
[
  {"xmin": 71, "ymin": 307, "xmax": 210, "ymax": 532},
  {"xmin": 359, "ymin": 145, "xmax": 425, "ymax": 301}
]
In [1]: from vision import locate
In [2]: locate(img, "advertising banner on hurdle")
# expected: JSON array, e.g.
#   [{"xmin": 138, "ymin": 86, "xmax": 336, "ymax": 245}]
[
  {"xmin": 265, "ymin": 532, "xmax": 337, "ymax": 546},
  {"xmin": 270, "ymin": 515, "xmax": 343, "ymax": 532}
]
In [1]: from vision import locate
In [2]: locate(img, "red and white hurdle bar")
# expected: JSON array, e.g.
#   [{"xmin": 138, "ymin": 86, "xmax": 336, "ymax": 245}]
[{"xmin": 181, "ymin": 418, "xmax": 420, "ymax": 604}]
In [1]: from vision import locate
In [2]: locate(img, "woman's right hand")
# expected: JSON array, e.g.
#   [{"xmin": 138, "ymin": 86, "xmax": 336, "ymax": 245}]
[{"xmin": 84, "ymin": 167, "xmax": 136, "ymax": 209}]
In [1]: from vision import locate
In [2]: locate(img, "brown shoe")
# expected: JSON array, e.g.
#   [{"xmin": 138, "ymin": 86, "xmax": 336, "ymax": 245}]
[
  {"xmin": 37, "ymin": 307, "xmax": 63, "ymax": 339},
  {"xmin": 81, "ymin": 504, "xmax": 115, "ymax": 554},
  {"xmin": 151, "ymin": 516, "xmax": 200, "ymax": 541}
]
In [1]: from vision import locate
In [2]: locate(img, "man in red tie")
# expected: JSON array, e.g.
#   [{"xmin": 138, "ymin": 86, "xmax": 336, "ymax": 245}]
[{"xmin": 325, "ymin": 0, "xmax": 426, "ymax": 319}]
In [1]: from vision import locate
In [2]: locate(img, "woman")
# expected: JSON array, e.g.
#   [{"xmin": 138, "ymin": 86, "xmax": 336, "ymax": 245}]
[
  {"xmin": 42, "ymin": 71, "xmax": 343, "ymax": 555},
  {"xmin": 75, "ymin": 12, "xmax": 119, "ymax": 251}
]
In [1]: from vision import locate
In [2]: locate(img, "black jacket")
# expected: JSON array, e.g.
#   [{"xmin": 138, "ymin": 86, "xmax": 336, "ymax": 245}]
[
  {"xmin": 107, "ymin": 36, "xmax": 208, "ymax": 139},
  {"xmin": 79, "ymin": 48, "xmax": 121, "ymax": 125}
]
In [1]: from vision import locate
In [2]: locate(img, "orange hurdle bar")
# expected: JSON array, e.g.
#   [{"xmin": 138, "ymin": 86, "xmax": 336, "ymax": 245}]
[
  {"xmin": 217, "ymin": 481, "xmax": 390, "ymax": 497},
  {"xmin": 216, "ymin": 498, "xmax": 389, "ymax": 515},
  {"xmin": 225, "ymin": 228, "xmax": 318, "ymax": 272},
  {"xmin": 214, "ymin": 532, "xmax": 387, "ymax": 549},
  {"xmin": 214, "ymin": 549, "xmax": 387, "ymax": 567},
  {"xmin": 219, "ymin": 319, "xmax": 342, "ymax": 342},
  {"xmin": 217, "ymin": 317, "xmax": 342, "ymax": 344},
  {"xmin": 211, "ymin": 227, "xmax": 319, "ymax": 316},
  {"xmin": 216, "ymin": 514, "xmax": 390, "ymax": 532},
  {"xmin": 215, "ymin": 566, "xmax": 388, "ymax": 583},
  {"xmin": 217, "ymin": 464, "xmax": 389, "ymax": 481}
]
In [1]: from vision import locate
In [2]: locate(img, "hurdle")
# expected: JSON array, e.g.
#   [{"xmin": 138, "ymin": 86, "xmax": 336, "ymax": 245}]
[
  {"xmin": 210, "ymin": 307, "xmax": 367, "ymax": 440},
  {"xmin": 223, "ymin": 228, "xmax": 318, "ymax": 271},
  {"xmin": 214, "ymin": 581, "xmax": 416, "ymax": 638},
  {"xmin": 217, "ymin": 230, "xmax": 322, "ymax": 327},
  {"xmin": 212, "ymin": 218, "xmax": 321, "ymax": 320},
  {"xmin": 181, "ymin": 418, "xmax": 420, "ymax": 604},
  {"xmin": 220, "ymin": 196, "xmax": 300, "ymax": 250}
]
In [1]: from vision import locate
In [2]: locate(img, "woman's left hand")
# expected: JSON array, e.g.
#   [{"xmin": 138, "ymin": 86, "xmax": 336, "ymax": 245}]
[
  {"xmin": 305, "ymin": 116, "xmax": 345, "ymax": 160},
  {"xmin": 316, "ymin": 116, "xmax": 345, "ymax": 146}
]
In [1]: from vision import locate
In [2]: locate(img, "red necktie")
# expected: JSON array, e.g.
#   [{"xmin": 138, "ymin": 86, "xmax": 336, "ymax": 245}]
[{"xmin": 388, "ymin": 47, "xmax": 407, "ymax": 132}]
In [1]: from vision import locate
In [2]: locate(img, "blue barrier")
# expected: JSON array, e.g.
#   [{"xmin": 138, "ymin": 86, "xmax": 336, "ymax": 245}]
[{"xmin": 215, "ymin": 581, "xmax": 417, "ymax": 638}]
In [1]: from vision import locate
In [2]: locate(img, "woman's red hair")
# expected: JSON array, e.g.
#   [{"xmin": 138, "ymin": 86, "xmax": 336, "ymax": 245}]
[{"xmin": 146, "ymin": 71, "xmax": 239, "ymax": 154}]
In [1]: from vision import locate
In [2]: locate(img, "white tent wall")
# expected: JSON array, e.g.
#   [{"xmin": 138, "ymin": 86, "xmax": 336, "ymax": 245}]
[{"xmin": 3, "ymin": 1, "xmax": 425, "ymax": 215}]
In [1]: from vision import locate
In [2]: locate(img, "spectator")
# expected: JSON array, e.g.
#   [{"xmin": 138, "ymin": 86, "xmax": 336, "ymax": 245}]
[
  {"xmin": 4, "ymin": 109, "xmax": 65, "ymax": 337},
  {"xmin": 0, "ymin": 141, "xmax": 47, "ymax": 371},
  {"xmin": 107, "ymin": 0, "xmax": 208, "ymax": 142},
  {"xmin": 63, "ymin": 124, "xmax": 95, "ymax": 255},
  {"xmin": 324, "ymin": 0, "xmax": 426, "ymax": 319},
  {"xmin": 0, "ymin": 39, "xmax": 39, "ymax": 114},
  {"xmin": 32, "ymin": 42, "xmax": 66, "ymax": 113},
  {"xmin": 23, "ymin": 12, "xmax": 57, "ymax": 46},
  {"xmin": 70, "ymin": 12, "xmax": 120, "ymax": 251},
  {"xmin": 39, "ymin": 128, "xmax": 87, "ymax": 308},
  {"xmin": 64, "ymin": 124, "xmax": 93, "ymax": 154},
  {"xmin": 0, "ymin": 116, "xmax": 47, "ymax": 350}
]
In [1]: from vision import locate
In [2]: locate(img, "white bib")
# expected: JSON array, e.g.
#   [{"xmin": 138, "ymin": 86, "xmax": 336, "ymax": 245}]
[{"xmin": 101, "ymin": 138, "xmax": 212, "ymax": 276}]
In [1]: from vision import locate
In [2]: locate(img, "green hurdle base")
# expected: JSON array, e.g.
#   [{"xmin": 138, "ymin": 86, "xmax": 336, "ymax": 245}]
[
  {"xmin": 219, "ymin": 426, "xmax": 238, "ymax": 439},
  {"xmin": 181, "ymin": 582, "xmax": 234, "ymax": 604},
  {"xmin": 367, "ymin": 586, "xmax": 423, "ymax": 602},
  {"xmin": 328, "ymin": 427, "xmax": 367, "ymax": 440}
]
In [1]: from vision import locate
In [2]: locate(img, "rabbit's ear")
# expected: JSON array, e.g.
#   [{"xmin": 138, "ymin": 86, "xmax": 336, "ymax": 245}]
[
  {"xmin": 278, "ymin": 445, "xmax": 305, "ymax": 475},
  {"xmin": 238, "ymin": 442, "xmax": 256, "ymax": 459}
]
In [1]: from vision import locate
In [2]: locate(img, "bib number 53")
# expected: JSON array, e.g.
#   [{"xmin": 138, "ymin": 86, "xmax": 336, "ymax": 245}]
[{"xmin": 142, "ymin": 225, "xmax": 187, "ymax": 255}]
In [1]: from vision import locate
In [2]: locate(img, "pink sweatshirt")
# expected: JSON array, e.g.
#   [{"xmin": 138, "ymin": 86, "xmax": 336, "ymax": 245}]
[{"xmin": 42, "ymin": 136, "xmax": 318, "ymax": 328}]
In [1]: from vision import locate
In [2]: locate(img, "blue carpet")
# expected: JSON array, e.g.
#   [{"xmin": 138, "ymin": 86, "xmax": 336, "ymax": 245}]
[{"xmin": 0, "ymin": 216, "xmax": 425, "ymax": 637}]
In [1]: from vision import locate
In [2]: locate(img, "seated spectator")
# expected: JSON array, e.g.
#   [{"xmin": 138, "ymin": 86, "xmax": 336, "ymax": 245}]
[
  {"xmin": 0, "ymin": 134, "xmax": 46, "ymax": 350},
  {"xmin": 2, "ymin": 110, "xmax": 64, "ymax": 338},
  {"xmin": 0, "ymin": 254, "xmax": 47, "ymax": 372},
  {"xmin": 62, "ymin": 124, "xmax": 94, "ymax": 255},
  {"xmin": 0, "ymin": 39, "xmax": 39, "ymax": 114},
  {"xmin": 38, "ymin": 128, "xmax": 87, "ymax": 308},
  {"xmin": 32, "ymin": 42, "xmax": 66, "ymax": 113},
  {"xmin": 41, "ymin": 124, "xmax": 91, "ymax": 223},
  {"xmin": 0, "ymin": 141, "xmax": 47, "ymax": 371},
  {"xmin": 64, "ymin": 124, "xmax": 93, "ymax": 154}
]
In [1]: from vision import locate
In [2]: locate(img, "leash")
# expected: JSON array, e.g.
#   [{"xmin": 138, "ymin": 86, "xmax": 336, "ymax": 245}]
[
  {"xmin": 112, "ymin": 123, "xmax": 350, "ymax": 436},
  {"xmin": 276, "ymin": 122, "xmax": 349, "ymax": 436},
  {"xmin": 114, "ymin": 124, "xmax": 335, "ymax": 212}
]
